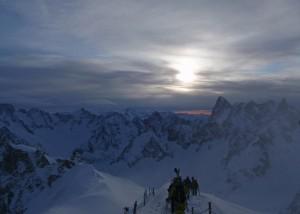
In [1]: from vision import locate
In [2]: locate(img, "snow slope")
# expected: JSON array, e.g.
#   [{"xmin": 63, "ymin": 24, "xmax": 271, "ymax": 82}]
[
  {"xmin": 27, "ymin": 164, "xmax": 144, "ymax": 214},
  {"xmin": 0, "ymin": 127, "xmax": 76, "ymax": 213}
]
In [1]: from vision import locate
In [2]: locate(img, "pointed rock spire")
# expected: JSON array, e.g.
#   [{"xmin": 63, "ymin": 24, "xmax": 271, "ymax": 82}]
[
  {"xmin": 277, "ymin": 98, "xmax": 289, "ymax": 112},
  {"xmin": 0, "ymin": 104, "xmax": 15, "ymax": 115},
  {"xmin": 210, "ymin": 96, "xmax": 232, "ymax": 124},
  {"xmin": 212, "ymin": 96, "xmax": 232, "ymax": 115}
]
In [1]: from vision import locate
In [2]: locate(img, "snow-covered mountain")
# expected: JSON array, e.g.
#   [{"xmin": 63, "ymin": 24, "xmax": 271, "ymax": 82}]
[
  {"xmin": 1, "ymin": 97, "xmax": 300, "ymax": 213},
  {"xmin": 0, "ymin": 104, "xmax": 210, "ymax": 165},
  {"xmin": 0, "ymin": 127, "xmax": 75, "ymax": 213}
]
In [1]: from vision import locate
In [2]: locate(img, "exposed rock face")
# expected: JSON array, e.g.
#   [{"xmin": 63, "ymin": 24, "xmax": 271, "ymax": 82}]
[
  {"xmin": 211, "ymin": 96, "xmax": 232, "ymax": 124},
  {"xmin": 0, "ymin": 127, "xmax": 74, "ymax": 214}
]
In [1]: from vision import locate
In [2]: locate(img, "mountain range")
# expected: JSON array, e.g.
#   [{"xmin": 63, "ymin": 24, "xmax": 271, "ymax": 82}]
[{"xmin": 1, "ymin": 97, "xmax": 300, "ymax": 213}]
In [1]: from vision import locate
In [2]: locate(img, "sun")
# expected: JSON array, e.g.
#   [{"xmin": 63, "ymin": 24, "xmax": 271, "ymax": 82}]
[
  {"xmin": 176, "ymin": 70, "xmax": 196, "ymax": 83},
  {"xmin": 171, "ymin": 57, "xmax": 198, "ymax": 83}
]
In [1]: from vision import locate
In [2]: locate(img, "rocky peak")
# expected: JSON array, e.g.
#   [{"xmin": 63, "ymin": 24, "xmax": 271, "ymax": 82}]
[
  {"xmin": 277, "ymin": 98, "xmax": 289, "ymax": 112},
  {"xmin": 210, "ymin": 96, "xmax": 232, "ymax": 123},
  {"xmin": 212, "ymin": 97, "xmax": 231, "ymax": 114},
  {"xmin": 75, "ymin": 108, "xmax": 95, "ymax": 117},
  {"xmin": 0, "ymin": 127, "xmax": 75, "ymax": 213},
  {"xmin": 0, "ymin": 104, "xmax": 15, "ymax": 114}
]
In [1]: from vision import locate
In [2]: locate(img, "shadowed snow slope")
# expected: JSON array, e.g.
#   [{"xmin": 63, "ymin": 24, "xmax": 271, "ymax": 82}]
[{"xmin": 26, "ymin": 164, "xmax": 144, "ymax": 214}]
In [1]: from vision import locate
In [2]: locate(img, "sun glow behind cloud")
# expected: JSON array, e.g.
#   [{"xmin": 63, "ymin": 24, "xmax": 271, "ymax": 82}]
[
  {"xmin": 165, "ymin": 48, "xmax": 213, "ymax": 87},
  {"xmin": 173, "ymin": 57, "xmax": 198, "ymax": 83},
  {"xmin": 165, "ymin": 50, "xmax": 212, "ymax": 93}
]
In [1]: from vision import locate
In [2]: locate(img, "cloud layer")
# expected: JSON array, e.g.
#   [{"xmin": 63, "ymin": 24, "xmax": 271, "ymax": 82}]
[{"xmin": 1, "ymin": 0, "xmax": 300, "ymax": 111}]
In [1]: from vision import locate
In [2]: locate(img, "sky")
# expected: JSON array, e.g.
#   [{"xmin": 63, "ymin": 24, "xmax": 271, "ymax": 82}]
[{"xmin": 1, "ymin": 0, "xmax": 300, "ymax": 111}]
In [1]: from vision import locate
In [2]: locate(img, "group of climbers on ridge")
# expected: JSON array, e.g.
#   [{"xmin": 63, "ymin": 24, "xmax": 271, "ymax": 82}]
[
  {"xmin": 167, "ymin": 168, "xmax": 200, "ymax": 214},
  {"xmin": 123, "ymin": 168, "xmax": 200, "ymax": 214}
]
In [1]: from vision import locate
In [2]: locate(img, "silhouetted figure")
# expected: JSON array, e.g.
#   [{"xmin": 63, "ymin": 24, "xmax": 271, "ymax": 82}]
[
  {"xmin": 168, "ymin": 181, "xmax": 176, "ymax": 213},
  {"xmin": 183, "ymin": 176, "xmax": 192, "ymax": 199},
  {"xmin": 152, "ymin": 187, "xmax": 155, "ymax": 196},
  {"xmin": 208, "ymin": 202, "xmax": 212, "ymax": 214},
  {"xmin": 168, "ymin": 170, "xmax": 187, "ymax": 214},
  {"xmin": 143, "ymin": 189, "xmax": 147, "ymax": 206},
  {"xmin": 133, "ymin": 200, "xmax": 137, "ymax": 214},
  {"xmin": 191, "ymin": 177, "xmax": 199, "ymax": 196}
]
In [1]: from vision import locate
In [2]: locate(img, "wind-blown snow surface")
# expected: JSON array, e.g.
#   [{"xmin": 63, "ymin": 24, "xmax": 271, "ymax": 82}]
[
  {"xmin": 1, "ymin": 97, "xmax": 300, "ymax": 213},
  {"xmin": 26, "ymin": 164, "xmax": 144, "ymax": 214}
]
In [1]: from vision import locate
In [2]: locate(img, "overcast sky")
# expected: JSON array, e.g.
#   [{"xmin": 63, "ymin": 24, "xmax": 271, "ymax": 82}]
[{"xmin": 1, "ymin": 0, "xmax": 300, "ymax": 111}]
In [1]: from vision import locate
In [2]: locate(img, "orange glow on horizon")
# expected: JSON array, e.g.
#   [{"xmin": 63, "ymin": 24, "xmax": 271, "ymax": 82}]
[{"xmin": 175, "ymin": 109, "xmax": 211, "ymax": 116}]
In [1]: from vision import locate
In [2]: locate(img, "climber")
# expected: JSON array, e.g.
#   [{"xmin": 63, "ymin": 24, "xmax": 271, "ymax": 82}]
[
  {"xmin": 191, "ymin": 177, "xmax": 199, "ymax": 196},
  {"xmin": 183, "ymin": 176, "xmax": 192, "ymax": 199},
  {"xmin": 133, "ymin": 200, "xmax": 137, "ymax": 214},
  {"xmin": 143, "ymin": 189, "xmax": 147, "ymax": 206},
  {"xmin": 174, "ymin": 177, "xmax": 187, "ymax": 214},
  {"xmin": 168, "ymin": 175, "xmax": 187, "ymax": 213},
  {"xmin": 168, "ymin": 182, "xmax": 175, "ymax": 213}
]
